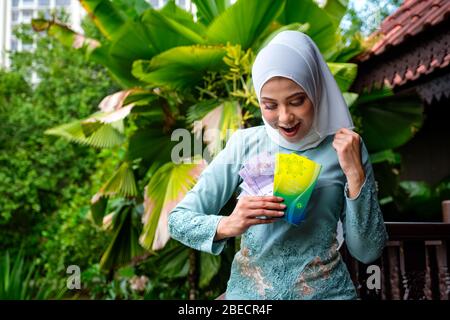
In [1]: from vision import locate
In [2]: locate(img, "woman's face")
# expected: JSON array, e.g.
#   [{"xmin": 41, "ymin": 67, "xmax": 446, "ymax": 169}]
[{"xmin": 260, "ymin": 77, "xmax": 314, "ymax": 142}]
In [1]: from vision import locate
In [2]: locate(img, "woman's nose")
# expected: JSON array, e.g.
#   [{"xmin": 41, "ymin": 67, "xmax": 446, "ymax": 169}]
[{"xmin": 278, "ymin": 106, "xmax": 294, "ymax": 123}]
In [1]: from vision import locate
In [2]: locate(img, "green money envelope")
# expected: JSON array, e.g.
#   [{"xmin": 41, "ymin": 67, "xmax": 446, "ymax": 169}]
[{"xmin": 273, "ymin": 153, "xmax": 322, "ymax": 225}]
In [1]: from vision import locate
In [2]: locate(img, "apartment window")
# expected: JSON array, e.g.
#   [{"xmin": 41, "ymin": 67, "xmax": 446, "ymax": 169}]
[
  {"xmin": 11, "ymin": 39, "xmax": 18, "ymax": 52},
  {"xmin": 22, "ymin": 9, "xmax": 33, "ymax": 17},
  {"xmin": 12, "ymin": 11, "xmax": 19, "ymax": 22},
  {"xmin": 43, "ymin": 10, "xmax": 51, "ymax": 19},
  {"xmin": 177, "ymin": 0, "xmax": 186, "ymax": 8},
  {"xmin": 38, "ymin": 0, "xmax": 50, "ymax": 6},
  {"xmin": 22, "ymin": 42, "xmax": 34, "ymax": 51},
  {"xmin": 55, "ymin": 0, "xmax": 71, "ymax": 6},
  {"xmin": 12, "ymin": 0, "xmax": 19, "ymax": 7},
  {"xmin": 22, "ymin": 9, "xmax": 34, "ymax": 23},
  {"xmin": 23, "ymin": 0, "xmax": 35, "ymax": 5}
]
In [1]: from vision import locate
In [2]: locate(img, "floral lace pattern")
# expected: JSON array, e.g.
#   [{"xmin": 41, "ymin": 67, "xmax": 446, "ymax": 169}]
[
  {"xmin": 295, "ymin": 238, "xmax": 340, "ymax": 296},
  {"xmin": 343, "ymin": 171, "xmax": 388, "ymax": 264},
  {"xmin": 234, "ymin": 246, "xmax": 273, "ymax": 297},
  {"xmin": 168, "ymin": 211, "xmax": 226, "ymax": 255}
]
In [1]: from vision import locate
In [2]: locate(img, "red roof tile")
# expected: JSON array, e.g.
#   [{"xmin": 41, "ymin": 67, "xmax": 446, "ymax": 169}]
[
  {"xmin": 356, "ymin": 0, "xmax": 450, "ymax": 62},
  {"xmin": 351, "ymin": 0, "xmax": 450, "ymax": 94}
]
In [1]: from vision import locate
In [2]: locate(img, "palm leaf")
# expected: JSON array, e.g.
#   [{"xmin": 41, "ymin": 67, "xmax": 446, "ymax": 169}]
[
  {"xmin": 79, "ymin": 0, "xmax": 127, "ymax": 40},
  {"xmin": 139, "ymin": 159, "xmax": 207, "ymax": 251},
  {"xmin": 98, "ymin": 90, "xmax": 134, "ymax": 112},
  {"xmin": 127, "ymin": 128, "xmax": 176, "ymax": 164},
  {"xmin": 90, "ymin": 42, "xmax": 145, "ymax": 88},
  {"xmin": 100, "ymin": 203, "xmax": 145, "ymax": 270},
  {"xmin": 206, "ymin": 0, "xmax": 284, "ymax": 49},
  {"xmin": 193, "ymin": 100, "xmax": 243, "ymax": 156},
  {"xmin": 138, "ymin": 8, "xmax": 205, "ymax": 57},
  {"xmin": 45, "ymin": 120, "xmax": 125, "ymax": 148},
  {"xmin": 160, "ymin": 0, "xmax": 206, "ymax": 35},
  {"xmin": 32, "ymin": 18, "xmax": 100, "ymax": 53},
  {"xmin": 186, "ymin": 99, "xmax": 221, "ymax": 124},
  {"xmin": 192, "ymin": 0, "xmax": 231, "ymax": 26},
  {"xmin": 356, "ymin": 86, "xmax": 395, "ymax": 104},
  {"xmin": 342, "ymin": 92, "xmax": 358, "ymax": 107},
  {"xmin": 330, "ymin": 32, "xmax": 365, "ymax": 63},
  {"xmin": 149, "ymin": 240, "xmax": 190, "ymax": 278},
  {"xmin": 89, "ymin": 194, "xmax": 108, "ymax": 226},
  {"xmin": 107, "ymin": 20, "xmax": 157, "ymax": 63},
  {"xmin": 111, "ymin": 0, "xmax": 150, "ymax": 19},
  {"xmin": 82, "ymin": 88, "xmax": 146, "ymax": 125},
  {"xmin": 31, "ymin": 18, "xmax": 141, "ymax": 87},
  {"xmin": 132, "ymin": 45, "xmax": 227, "ymax": 90},
  {"xmin": 86, "ymin": 107, "xmax": 135, "ymax": 124},
  {"xmin": 277, "ymin": 0, "xmax": 337, "ymax": 58},
  {"xmin": 323, "ymin": 0, "xmax": 349, "ymax": 28},
  {"xmin": 327, "ymin": 62, "xmax": 357, "ymax": 92},
  {"xmin": 256, "ymin": 22, "xmax": 311, "ymax": 52},
  {"xmin": 199, "ymin": 252, "xmax": 221, "ymax": 288},
  {"xmin": 357, "ymin": 96, "xmax": 424, "ymax": 152},
  {"xmin": 369, "ymin": 149, "xmax": 402, "ymax": 165},
  {"xmin": 98, "ymin": 162, "xmax": 138, "ymax": 198},
  {"xmin": 397, "ymin": 181, "xmax": 441, "ymax": 217}
]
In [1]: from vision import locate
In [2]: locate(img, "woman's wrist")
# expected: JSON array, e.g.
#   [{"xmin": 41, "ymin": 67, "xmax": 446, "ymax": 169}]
[
  {"xmin": 214, "ymin": 216, "xmax": 230, "ymax": 241},
  {"xmin": 346, "ymin": 169, "xmax": 365, "ymax": 198}
]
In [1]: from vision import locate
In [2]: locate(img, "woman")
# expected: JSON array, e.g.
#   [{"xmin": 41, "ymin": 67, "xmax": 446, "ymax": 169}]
[{"xmin": 168, "ymin": 31, "xmax": 388, "ymax": 300}]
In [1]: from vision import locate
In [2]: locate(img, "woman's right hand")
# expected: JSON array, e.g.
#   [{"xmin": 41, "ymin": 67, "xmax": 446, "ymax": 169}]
[{"xmin": 214, "ymin": 196, "xmax": 286, "ymax": 241}]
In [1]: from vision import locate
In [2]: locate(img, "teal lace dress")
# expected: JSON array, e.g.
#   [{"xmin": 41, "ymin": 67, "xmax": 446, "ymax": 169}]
[{"xmin": 168, "ymin": 126, "xmax": 388, "ymax": 300}]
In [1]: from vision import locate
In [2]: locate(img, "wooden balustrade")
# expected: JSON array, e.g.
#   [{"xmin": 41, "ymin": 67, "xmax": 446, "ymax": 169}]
[{"xmin": 340, "ymin": 222, "xmax": 450, "ymax": 300}]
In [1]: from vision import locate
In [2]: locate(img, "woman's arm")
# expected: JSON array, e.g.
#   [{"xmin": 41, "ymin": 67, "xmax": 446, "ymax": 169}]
[
  {"xmin": 168, "ymin": 130, "xmax": 244, "ymax": 255},
  {"xmin": 340, "ymin": 140, "xmax": 388, "ymax": 264}
]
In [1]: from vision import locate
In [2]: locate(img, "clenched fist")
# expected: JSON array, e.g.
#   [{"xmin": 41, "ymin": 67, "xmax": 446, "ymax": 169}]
[{"xmin": 332, "ymin": 128, "xmax": 366, "ymax": 198}]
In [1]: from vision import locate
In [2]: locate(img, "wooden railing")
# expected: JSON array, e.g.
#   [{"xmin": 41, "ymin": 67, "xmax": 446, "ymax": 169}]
[{"xmin": 340, "ymin": 222, "xmax": 450, "ymax": 300}]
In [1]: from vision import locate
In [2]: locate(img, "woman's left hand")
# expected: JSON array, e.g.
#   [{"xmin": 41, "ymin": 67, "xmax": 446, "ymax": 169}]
[{"xmin": 332, "ymin": 128, "xmax": 366, "ymax": 198}]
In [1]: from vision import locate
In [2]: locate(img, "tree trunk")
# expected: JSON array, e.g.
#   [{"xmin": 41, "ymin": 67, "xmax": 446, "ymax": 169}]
[{"xmin": 188, "ymin": 249, "xmax": 198, "ymax": 300}]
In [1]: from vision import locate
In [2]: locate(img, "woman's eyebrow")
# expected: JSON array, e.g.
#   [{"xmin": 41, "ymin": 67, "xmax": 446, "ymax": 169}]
[
  {"xmin": 261, "ymin": 92, "xmax": 306, "ymax": 101},
  {"xmin": 286, "ymin": 92, "xmax": 306, "ymax": 99}
]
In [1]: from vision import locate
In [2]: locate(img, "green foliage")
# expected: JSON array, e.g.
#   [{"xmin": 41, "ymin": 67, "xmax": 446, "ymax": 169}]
[
  {"xmin": 99, "ymin": 200, "xmax": 145, "ymax": 270},
  {"xmin": 393, "ymin": 177, "xmax": 450, "ymax": 221},
  {"xmin": 0, "ymin": 18, "xmax": 118, "ymax": 298},
  {"xmin": 354, "ymin": 91, "xmax": 423, "ymax": 153},
  {"xmin": 0, "ymin": 250, "xmax": 65, "ymax": 299},
  {"xmin": 0, "ymin": 23, "xmax": 117, "ymax": 227}
]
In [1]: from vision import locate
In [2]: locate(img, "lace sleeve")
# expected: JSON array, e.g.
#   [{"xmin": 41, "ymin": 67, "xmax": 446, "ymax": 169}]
[
  {"xmin": 168, "ymin": 130, "xmax": 243, "ymax": 255},
  {"xmin": 340, "ymin": 139, "xmax": 388, "ymax": 264}
]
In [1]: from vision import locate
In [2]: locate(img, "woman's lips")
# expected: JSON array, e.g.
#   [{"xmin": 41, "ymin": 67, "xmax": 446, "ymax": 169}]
[{"xmin": 279, "ymin": 123, "xmax": 301, "ymax": 137}]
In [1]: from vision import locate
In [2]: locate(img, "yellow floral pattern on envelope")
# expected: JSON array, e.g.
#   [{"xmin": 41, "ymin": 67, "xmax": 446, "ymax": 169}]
[{"xmin": 274, "ymin": 153, "xmax": 322, "ymax": 225}]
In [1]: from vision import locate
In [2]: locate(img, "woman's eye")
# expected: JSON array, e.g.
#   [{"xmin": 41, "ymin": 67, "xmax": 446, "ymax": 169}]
[
  {"xmin": 290, "ymin": 99, "xmax": 305, "ymax": 106},
  {"xmin": 264, "ymin": 103, "xmax": 277, "ymax": 110}
]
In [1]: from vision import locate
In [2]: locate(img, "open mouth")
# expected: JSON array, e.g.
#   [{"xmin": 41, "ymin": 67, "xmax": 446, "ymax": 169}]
[{"xmin": 279, "ymin": 123, "xmax": 301, "ymax": 137}]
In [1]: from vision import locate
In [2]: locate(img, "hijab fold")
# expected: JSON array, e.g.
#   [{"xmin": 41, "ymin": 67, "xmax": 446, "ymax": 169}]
[{"xmin": 252, "ymin": 31, "xmax": 354, "ymax": 151}]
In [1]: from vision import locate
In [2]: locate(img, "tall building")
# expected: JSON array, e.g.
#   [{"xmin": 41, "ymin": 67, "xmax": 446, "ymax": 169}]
[{"xmin": 0, "ymin": 0, "xmax": 84, "ymax": 68}]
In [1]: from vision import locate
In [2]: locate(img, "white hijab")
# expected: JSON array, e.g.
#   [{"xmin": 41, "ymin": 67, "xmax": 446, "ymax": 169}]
[{"xmin": 252, "ymin": 31, "xmax": 354, "ymax": 151}]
